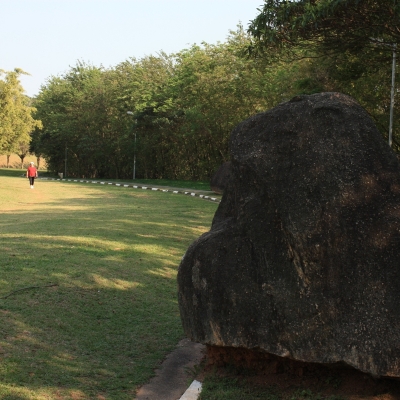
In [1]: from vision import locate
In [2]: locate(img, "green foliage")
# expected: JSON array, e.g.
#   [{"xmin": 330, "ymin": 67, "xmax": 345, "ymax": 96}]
[
  {"xmin": 32, "ymin": 16, "xmax": 400, "ymax": 179},
  {"xmin": 33, "ymin": 27, "xmax": 320, "ymax": 180},
  {"xmin": 247, "ymin": 1, "xmax": 400, "ymax": 150},
  {"xmin": 0, "ymin": 69, "xmax": 42, "ymax": 156},
  {"xmin": 33, "ymin": 62, "xmax": 129, "ymax": 178},
  {"xmin": 247, "ymin": 0, "xmax": 400, "ymax": 58}
]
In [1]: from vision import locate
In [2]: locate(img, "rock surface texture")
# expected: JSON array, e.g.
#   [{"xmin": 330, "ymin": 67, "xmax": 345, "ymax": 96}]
[
  {"xmin": 177, "ymin": 92, "xmax": 400, "ymax": 378},
  {"xmin": 210, "ymin": 162, "xmax": 232, "ymax": 194}
]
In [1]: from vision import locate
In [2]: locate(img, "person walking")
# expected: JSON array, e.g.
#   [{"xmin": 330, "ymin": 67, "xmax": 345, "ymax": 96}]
[{"xmin": 26, "ymin": 162, "xmax": 38, "ymax": 189}]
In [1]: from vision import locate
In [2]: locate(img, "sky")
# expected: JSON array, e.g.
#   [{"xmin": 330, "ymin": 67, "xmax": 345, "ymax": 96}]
[{"xmin": 2, "ymin": 0, "xmax": 264, "ymax": 97}]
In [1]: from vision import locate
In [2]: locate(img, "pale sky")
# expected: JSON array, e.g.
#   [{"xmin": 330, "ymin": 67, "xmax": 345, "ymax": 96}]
[{"xmin": 2, "ymin": 0, "xmax": 264, "ymax": 97}]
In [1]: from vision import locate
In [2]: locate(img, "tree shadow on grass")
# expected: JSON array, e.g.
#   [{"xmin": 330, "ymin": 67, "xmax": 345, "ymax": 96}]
[{"xmin": 0, "ymin": 186, "xmax": 218, "ymax": 399}]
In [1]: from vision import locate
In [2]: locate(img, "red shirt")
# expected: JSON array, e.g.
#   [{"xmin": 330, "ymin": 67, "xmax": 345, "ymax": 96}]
[{"xmin": 27, "ymin": 166, "xmax": 38, "ymax": 177}]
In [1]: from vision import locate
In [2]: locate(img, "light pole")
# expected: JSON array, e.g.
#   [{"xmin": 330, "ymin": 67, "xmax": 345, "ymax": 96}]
[
  {"xmin": 371, "ymin": 39, "xmax": 397, "ymax": 147},
  {"xmin": 64, "ymin": 144, "xmax": 67, "ymax": 179},
  {"xmin": 127, "ymin": 111, "xmax": 137, "ymax": 179},
  {"xmin": 389, "ymin": 44, "xmax": 397, "ymax": 148}
]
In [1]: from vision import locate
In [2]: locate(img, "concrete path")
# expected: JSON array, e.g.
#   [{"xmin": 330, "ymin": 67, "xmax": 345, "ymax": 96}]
[{"xmin": 135, "ymin": 339, "xmax": 205, "ymax": 400}]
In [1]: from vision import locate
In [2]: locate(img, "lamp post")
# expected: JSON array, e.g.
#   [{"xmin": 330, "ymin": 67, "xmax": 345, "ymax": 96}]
[
  {"xmin": 64, "ymin": 144, "xmax": 67, "ymax": 179},
  {"xmin": 127, "ymin": 111, "xmax": 137, "ymax": 179},
  {"xmin": 389, "ymin": 44, "xmax": 397, "ymax": 148},
  {"xmin": 371, "ymin": 39, "xmax": 397, "ymax": 147}
]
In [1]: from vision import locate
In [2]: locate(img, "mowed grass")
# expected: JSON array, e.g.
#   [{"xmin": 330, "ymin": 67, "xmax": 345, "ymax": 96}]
[
  {"xmin": 0, "ymin": 168, "xmax": 212, "ymax": 191},
  {"xmin": 0, "ymin": 172, "xmax": 218, "ymax": 399}
]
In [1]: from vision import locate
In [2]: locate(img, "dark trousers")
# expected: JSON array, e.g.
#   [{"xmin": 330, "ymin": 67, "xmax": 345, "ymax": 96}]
[{"xmin": 29, "ymin": 177, "xmax": 35, "ymax": 186}]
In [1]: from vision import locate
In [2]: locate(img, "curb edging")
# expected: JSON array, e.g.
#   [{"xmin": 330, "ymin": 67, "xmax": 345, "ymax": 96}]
[
  {"xmin": 40, "ymin": 178, "xmax": 221, "ymax": 203},
  {"xmin": 179, "ymin": 380, "xmax": 202, "ymax": 400}
]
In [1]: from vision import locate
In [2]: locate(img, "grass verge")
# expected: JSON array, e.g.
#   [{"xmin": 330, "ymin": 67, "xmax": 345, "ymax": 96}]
[{"xmin": 0, "ymin": 172, "xmax": 217, "ymax": 399}]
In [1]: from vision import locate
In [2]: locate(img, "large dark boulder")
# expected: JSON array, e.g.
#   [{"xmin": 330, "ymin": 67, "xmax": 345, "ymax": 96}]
[
  {"xmin": 177, "ymin": 92, "xmax": 400, "ymax": 378},
  {"xmin": 210, "ymin": 162, "xmax": 232, "ymax": 194}
]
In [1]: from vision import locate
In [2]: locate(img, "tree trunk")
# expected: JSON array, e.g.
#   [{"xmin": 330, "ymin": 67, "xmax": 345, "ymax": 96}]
[
  {"xmin": 6, "ymin": 155, "xmax": 10, "ymax": 168},
  {"xmin": 19, "ymin": 155, "xmax": 25, "ymax": 169}
]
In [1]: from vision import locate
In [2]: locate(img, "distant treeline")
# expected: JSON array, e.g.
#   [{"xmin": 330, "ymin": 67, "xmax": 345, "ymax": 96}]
[{"xmin": 31, "ymin": 24, "xmax": 399, "ymax": 180}]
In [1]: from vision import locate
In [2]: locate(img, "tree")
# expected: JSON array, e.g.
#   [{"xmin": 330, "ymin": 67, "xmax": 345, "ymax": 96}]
[
  {"xmin": 17, "ymin": 141, "xmax": 30, "ymax": 168},
  {"xmin": 35, "ymin": 31, "xmax": 329, "ymax": 180},
  {"xmin": 34, "ymin": 61, "xmax": 132, "ymax": 178},
  {"xmin": 247, "ymin": 0, "xmax": 400, "ymax": 59},
  {"xmin": 119, "ymin": 27, "xmax": 287, "ymax": 180},
  {"xmin": 29, "ymin": 127, "xmax": 44, "ymax": 168},
  {"xmin": 247, "ymin": 0, "xmax": 400, "ymax": 150},
  {"xmin": 38, "ymin": 27, "xmax": 362, "ymax": 180},
  {"xmin": 0, "ymin": 69, "xmax": 42, "ymax": 161},
  {"xmin": 116, "ymin": 53, "xmax": 178, "ymax": 179}
]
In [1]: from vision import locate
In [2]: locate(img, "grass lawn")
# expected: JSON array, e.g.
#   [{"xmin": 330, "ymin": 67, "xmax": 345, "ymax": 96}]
[
  {"xmin": 0, "ymin": 168, "xmax": 212, "ymax": 192},
  {"xmin": 199, "ymin": 374, "xmax": 346, "ymax": 400},
  {"xmin": 0, "ymin": 170, "xmax": 218, "ymax": 399}
]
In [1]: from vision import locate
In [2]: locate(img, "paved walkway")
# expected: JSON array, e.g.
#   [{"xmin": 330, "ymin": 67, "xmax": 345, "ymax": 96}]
[{"xmin": 135, "ymin": 339, "xmax": 205, "ymax": 400}]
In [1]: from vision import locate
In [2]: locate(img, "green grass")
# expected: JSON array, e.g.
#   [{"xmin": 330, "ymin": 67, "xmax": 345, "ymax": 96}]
[
  {"xmin": 199, "ymin": 375, "xmax": 281, "ymax": 399},
  {"xmin": 131, "ymin": 179, "xmax": 211, "ymax": 191},
  {"xmin": 84, "ymin": 178, "xmax": 212, "ymax": 191},
  {"xmin": 0, "ymin": 168, "xmax": 212, "ymax": 191},
  {"xmin": 61, "ymin": 177, "xmax": 211, "ymax": 191},
  {"xmin": 0, "ymin": 171, "xmax": 218, "ymax": 399},
  {"xmin": 0, "ymin": 168, "xmax": 28, "ymax": 177},
  {"xmin": 199, "ymin": 375, "xmax": 346, "ymax": 400}
]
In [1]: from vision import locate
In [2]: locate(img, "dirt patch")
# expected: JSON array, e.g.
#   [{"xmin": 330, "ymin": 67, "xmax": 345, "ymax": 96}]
[{"xmin": 200, "ymin": 346, "xmax": 400, "ymax": 399}]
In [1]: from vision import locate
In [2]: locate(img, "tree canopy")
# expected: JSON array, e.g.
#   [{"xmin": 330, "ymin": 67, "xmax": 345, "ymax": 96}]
[
  {"xmin": 0, "ymin": 69, "xmax": 42, "ymax": 157},
  {"xmin": 246, "ymin": 0, "xmax": 400, "ymax": 149},
  {"xmin": 33, "ymin": 28, "xmax": 309, "ymax": 180},
  {"xmin": 247, "ymin": 0, "xmax": 400, "ymax": 59},
  {"xmin": 23, "ymin": 17, "xmax": 400, "ymax": 179}
]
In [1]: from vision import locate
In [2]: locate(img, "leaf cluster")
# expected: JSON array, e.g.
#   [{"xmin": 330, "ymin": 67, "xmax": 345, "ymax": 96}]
[
  {"xmin": 0, "ymin": 69, "xmax": 42, "ymax": 156},
  {"xmin": 248, "ymin": 0, "xmax": 400, "ymax": 60}
]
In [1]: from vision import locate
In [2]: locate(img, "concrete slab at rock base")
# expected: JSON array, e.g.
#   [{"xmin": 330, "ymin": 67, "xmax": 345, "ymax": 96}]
[{"xmin": 135, "ymin": 339, "xmax": 205, "ymax": 400}]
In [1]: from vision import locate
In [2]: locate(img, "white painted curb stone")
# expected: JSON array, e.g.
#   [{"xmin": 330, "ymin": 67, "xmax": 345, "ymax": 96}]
[
  {"xmin": 40, "ymin": 177, "xmax": 220, "ymax": 203},
  {"xmin": 179, "ymin": 380, "xmax": 202, "ymax": 400}
]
